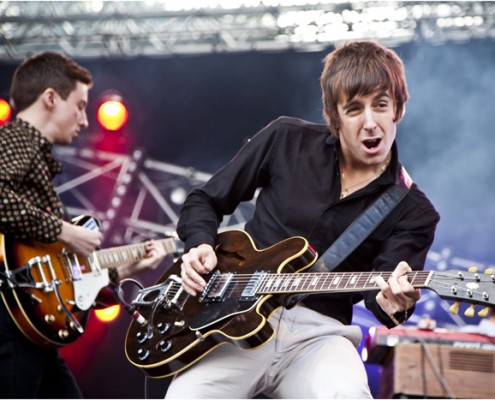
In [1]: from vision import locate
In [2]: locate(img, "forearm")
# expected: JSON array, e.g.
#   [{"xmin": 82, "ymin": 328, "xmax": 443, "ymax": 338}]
[{"xmin": 0, "ymin": 185, "xmax": 62, "ymax": 242}]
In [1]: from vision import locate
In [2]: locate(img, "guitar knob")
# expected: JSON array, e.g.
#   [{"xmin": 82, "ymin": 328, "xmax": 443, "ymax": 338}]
[
  {"xmin": 478, "ymin": 306, "xmax": 491, "ymax": 317},
  {"xmin": 58, "ymin": 329, "xmax": 69, "ymax": 339},
  {"xmin": 158, "ymin": 340, "xmax": 171, "ymax": 353},
  {"xmin": 484, "ymin": 268, "xmax": 494, "ymax": 275},
  {"xmin": 468, "ymin": 266, "xmax": 478, "ymax": 273},
  {"xmin": 44, "ymin": 314, "xmax": 55, "ymax": 324},
  {"xmin": 137, "ymin": 348, "xmax": 150, "ymax": 361},
  {"xmin": 449, "ymin": 301, "xmax": 460, "ymax": 315},
  {"xmin": 136, "ymin": 331, "xmax": 148, "ymax": 344},
  {"xmin": 464, "ymin": 304, "xmax": 475, "ymax": 317},
  {"xmin": 157, "ymin": 322, "xmax": 170, "ymax": 334}
]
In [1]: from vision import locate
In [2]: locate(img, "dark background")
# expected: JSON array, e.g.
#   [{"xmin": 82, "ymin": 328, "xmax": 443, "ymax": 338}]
[{"xmin": 1, "ymin": 38, "xmax": 494, "ymax": 398}]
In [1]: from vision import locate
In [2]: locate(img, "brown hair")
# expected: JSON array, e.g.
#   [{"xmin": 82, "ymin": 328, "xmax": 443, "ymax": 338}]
[
  {"xmin": 320, "ymin": 41, "xmax": 408, "ymax": 137},
  {"xmin": 10, "ymin": 51, "xmax": 92, "ymax": 112}
]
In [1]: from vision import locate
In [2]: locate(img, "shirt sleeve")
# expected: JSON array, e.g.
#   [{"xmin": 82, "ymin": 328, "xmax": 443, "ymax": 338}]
[
  {"xmin": 0, "ymin": 137, "xmax": 63, "ymax": 243},
  {"xmin": 362, "ymin": 188, "xmax": 440, "ymax": 328},
  {"xmin": 177, "ymin": 118, "xmax": 280, "ymax": 251}
]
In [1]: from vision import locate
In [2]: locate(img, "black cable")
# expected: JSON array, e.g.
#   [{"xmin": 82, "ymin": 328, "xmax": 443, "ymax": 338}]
[{"xmin": 116, "ymin": 278, "xmax": 147, "ymax": 325}]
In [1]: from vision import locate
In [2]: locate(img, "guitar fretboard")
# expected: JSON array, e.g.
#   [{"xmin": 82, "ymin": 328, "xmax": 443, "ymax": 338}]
[
  {"xmin": 256, "ymin": 270, "xmax": 431, "ymax": 294},
  {"xmin": 94, "ymin": 238, "xmax": 176, "ymax": 269}
]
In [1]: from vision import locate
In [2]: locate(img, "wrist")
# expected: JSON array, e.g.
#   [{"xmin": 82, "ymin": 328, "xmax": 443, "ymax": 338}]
[
  {"xmin": 108, "ymin": 267, "xmax": 120, "ymax": 285},
  {"xmin": 388, "ymin": 309, "xmax": 408, "ymax": 326}
]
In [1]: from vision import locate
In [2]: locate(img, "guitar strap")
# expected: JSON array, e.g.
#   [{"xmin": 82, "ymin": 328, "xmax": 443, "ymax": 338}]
[{"xmin": 284, "ymin": 166, "xmax": 412, "ymax": 308}]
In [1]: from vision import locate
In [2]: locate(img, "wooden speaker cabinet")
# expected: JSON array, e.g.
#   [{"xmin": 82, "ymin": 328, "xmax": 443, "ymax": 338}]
[{"xmin": 379, "ymin": 342, "xmax": 495, "ymax": 398}]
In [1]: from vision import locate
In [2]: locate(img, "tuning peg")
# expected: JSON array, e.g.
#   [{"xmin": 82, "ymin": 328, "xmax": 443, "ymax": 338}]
[
  {"xmin": 449, "ymin": 301, "xmax": 460, "ymax": 315},
  {"xmin": 464, "ymin": 304, "xmax": 475, "ymax": 317},
  {"xmin": 478, "ymin": 307, "xmax": 492, "ymax": 318},
  {"xmin": 484, "ymin": 268, "xmax": 494, "ymax": 275},
  {"xmin": 468, "ymin": 266, "xmax": 478, "ymax": 273}
]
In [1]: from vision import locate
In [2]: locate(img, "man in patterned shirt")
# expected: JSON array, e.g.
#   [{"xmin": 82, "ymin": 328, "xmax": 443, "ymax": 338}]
[{"xmin": 0, "ymin": 52, "xmax": 165, "ymax": 398}]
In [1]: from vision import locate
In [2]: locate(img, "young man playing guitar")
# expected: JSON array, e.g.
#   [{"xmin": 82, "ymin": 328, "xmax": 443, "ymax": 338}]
[
  {"xmin": 0, "ymin": 51, "xmax": 166, "ymax": 398},
  {"xmin": 167, "ymin": 41, "xmax": 440, "ymax": 398}
]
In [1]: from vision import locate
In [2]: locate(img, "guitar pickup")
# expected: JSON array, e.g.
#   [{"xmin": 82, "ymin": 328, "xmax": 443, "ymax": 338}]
[
  {"xmin": 240, "ymin": 271, "xmax": 265, "ymax": 302},
  {"xmin": 200, "ymin": 271, "xmax": 233, "ymax": 303}
]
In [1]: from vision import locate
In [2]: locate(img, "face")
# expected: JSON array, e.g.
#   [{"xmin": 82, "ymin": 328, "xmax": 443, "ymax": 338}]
[
  {"xmin": 49, "ymin": 81, "xmax": 89, "ymax": 145},
  {"xmin": 337, "ymin": 90, "xmax": 398, "ymax": 171}
]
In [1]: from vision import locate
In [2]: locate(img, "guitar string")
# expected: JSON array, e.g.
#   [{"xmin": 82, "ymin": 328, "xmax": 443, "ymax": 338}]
[
  {"xmin": 159, "ymin": 271, "xmax": 487, "ymax": 290},
  {"xmin": 148, "ymin": 271, "xmax": 492, "ymax": 300}
]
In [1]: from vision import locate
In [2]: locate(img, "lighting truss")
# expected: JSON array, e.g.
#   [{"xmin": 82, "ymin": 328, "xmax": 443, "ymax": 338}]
[
  {"xmin": 0, "ymin": 1, "xmax": 494, "ymax": 60},
  {"xmin": 54, "ymin": 146, "xmax": 256, "ymax": 247}
]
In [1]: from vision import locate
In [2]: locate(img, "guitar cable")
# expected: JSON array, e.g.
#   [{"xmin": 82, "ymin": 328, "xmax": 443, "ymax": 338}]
[
  {"xmin": 114, "ymin": 278, "xmax": 152, "ymax": 399},
  {"xmin": 116, "ymin": 278, "xmax": 147, "ymax": 325}
]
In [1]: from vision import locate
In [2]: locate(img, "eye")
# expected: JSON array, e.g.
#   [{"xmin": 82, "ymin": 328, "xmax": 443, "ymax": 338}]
[{"xmin": 346, "ymin": 105, "xmax": 361, "ymax": 114}]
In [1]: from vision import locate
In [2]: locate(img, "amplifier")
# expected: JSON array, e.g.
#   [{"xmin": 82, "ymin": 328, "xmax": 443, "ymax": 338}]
[
  {"xmin": 364, "ymin": 325, "xmax": 495, "ymax": 364},
  {"xmin": 379, "ymin": 341, "xmax": 495, "ymax": 398}
]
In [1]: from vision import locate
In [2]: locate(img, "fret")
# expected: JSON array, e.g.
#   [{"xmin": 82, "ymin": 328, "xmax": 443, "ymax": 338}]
[
  {"xmin": 331, "ymin": 274, "xmax": 342, "ymax": 287},
  {"xmin": 347, "ymin": 273, "xmax": 360, "ymax": 288},
  {"xmin": 292, "ymin": 276, "xmax": 302, "ymax": 289},
  {"xmin": 310, "ymin": 275, "xmax": 320, "ymax": 288},
  {"xmin": 281, "ymin": 275, "xmax": 291, "ymax": 290}
]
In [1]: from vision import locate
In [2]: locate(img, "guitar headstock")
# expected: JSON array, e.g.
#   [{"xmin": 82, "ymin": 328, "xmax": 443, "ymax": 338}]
[{"xmin": 426, "ymin": 267, "xmax": 495, "ymax": 318}]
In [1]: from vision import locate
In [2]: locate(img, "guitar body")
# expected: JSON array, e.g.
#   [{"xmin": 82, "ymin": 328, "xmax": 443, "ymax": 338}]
[
  {"xmin": 0, "ymin": 216, "xmax": 108, "ymax": 348},
  {"xmin": 125, "ymin": 230, "xmax": 318, "ymax": 378}
]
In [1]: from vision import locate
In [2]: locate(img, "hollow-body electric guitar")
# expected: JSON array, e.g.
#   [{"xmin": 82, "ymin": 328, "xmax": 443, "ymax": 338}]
[
  {"xmin": 0, "ymin": 215, "xmax": 179, "ymax": 348},
  {"xmin": 125, "ymin": 229, "xmax": 495, "ymax": 378}
]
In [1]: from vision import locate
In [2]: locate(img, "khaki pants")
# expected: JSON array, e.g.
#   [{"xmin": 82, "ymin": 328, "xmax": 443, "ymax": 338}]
[{"xmin": 165, "ymin": 304, "xmax": 372, "ymax": 399}]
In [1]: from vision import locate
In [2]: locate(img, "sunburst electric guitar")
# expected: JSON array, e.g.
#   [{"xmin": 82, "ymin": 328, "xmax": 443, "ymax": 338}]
[
  {"xmin": 0, "ymin": 215, "xmax": 180, "ymax": 348},
  {"xmin": 124, "ymin": 229, "xmax": 495, "ymax": 379}
]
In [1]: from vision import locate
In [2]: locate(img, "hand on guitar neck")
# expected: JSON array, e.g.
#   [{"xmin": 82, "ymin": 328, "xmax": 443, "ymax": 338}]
[{"xmin": 117, "ymin": 240, "xmax": 169, "ymax": 280}]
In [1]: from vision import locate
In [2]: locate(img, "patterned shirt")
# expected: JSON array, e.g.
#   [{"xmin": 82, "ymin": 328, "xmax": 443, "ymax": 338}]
[{"xmin": 0, "ymin": 118, "xmax": 64, "ymax": 243}]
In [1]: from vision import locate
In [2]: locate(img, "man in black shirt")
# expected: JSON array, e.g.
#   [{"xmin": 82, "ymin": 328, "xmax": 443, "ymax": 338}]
[{"xmin": 167, "ymin": 41, "xmax": 440, "ymax": 398}]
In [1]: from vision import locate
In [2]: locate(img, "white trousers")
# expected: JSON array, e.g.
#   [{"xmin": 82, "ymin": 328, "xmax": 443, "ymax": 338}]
[{"xmin": 165, "ymin": 304, "xmax": 372, "ymax": 399}]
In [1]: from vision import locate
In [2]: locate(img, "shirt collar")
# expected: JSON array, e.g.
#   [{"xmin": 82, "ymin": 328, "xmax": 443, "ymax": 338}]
[{"xmin": 15, "ymin": 118, "xmax": 64, "ymax": 176}]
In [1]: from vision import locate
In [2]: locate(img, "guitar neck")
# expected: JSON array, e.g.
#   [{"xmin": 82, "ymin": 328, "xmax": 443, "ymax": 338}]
[
  {"xmin": 93, "ymin": 238, "xmax": 176, "ymax": 269},
  {"xmin": 256, "ymin": 270, "xmax": 432, "ymax": 295}
]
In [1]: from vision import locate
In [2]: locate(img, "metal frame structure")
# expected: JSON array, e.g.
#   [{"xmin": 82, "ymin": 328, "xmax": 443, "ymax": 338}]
[
  {"xmin": 1, "ymin": 1, "xmax": 494, "ymax": 60},
  {"xmin": 54, "ymin": 146, "xmax": 255, "ymax": 247}
]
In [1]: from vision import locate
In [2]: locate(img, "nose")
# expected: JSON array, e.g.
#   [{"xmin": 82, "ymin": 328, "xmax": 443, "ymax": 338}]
[
  {"xmin": 80, "ymin": 109, "xmax": 89, "ymax": 129},
  {"xmin": 363, "ymin": 108, "xmax": 377, "ymax": 131}
]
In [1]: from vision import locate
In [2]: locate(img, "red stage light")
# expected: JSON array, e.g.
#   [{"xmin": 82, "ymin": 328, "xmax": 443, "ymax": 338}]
[
  {"xmin": 0, "ymin": 98, "xmax": 12, "ymax": 125},
  {"xmin": 97, "ymin": 99, "xmax": 128, "ymax": 131}
]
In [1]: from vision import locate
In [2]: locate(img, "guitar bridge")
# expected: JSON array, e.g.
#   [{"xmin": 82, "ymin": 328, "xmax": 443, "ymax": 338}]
[{"xmin": 6, "ymin": 255, "xmax": 57, "ymax": 292}]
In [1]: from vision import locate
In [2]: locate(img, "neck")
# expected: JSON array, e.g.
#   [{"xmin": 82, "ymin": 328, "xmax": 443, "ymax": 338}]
[
  {"xmin": 17, "ymin": 108, "xmax": 54, "ymax": 143},
  {"xmin": 340, "ymin": 152, "xmax": 392, "ymax": 199}
]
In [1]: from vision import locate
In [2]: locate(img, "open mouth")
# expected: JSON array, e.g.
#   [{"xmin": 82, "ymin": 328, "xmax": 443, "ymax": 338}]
[{"xmin": 363, "ymin": 138, "xmax": 381, "ymax": 150}]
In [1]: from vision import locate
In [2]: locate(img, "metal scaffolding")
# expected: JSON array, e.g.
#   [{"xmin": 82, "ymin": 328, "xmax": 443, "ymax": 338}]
[
  {"xmin": 1, "ymin": 1, "xmax": 494, "ymax": 60},
  {"xmin": 54, "ymin": 146, "xmax": 255, "ymax": 247}
]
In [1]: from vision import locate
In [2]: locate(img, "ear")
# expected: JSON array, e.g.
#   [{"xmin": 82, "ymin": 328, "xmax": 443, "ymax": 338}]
[
  {"xmin": 394, "ymin": 104, "xmax": 406, "ymax": 124},
  {"xmin": 40, "ymin": 88, "xmax": 57, "ymax": 109}
]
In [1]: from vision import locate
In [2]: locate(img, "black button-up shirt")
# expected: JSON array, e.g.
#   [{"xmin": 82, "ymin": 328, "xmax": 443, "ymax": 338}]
[{"xmin": 177, "ymin": 116, "xmax": 440, "ymax": 327}]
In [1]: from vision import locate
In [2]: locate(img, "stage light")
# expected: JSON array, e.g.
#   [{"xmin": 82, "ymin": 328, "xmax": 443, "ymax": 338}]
[
  {"xmin": 97, "ymin": 98, "xmax": 128, "ymax": 131},
  {"xmin": 94, "ymin": 304, "xmax": 121, "ymax": 322},
  {"xmin": 0, "ymin": 98, "xmax": 12, "ymax": 125}
]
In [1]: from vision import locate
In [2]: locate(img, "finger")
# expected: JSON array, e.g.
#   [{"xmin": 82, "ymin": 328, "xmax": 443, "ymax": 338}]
[{"xmin": 181, "ymin": 262, "xmax": 206, "ymax": 292}]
